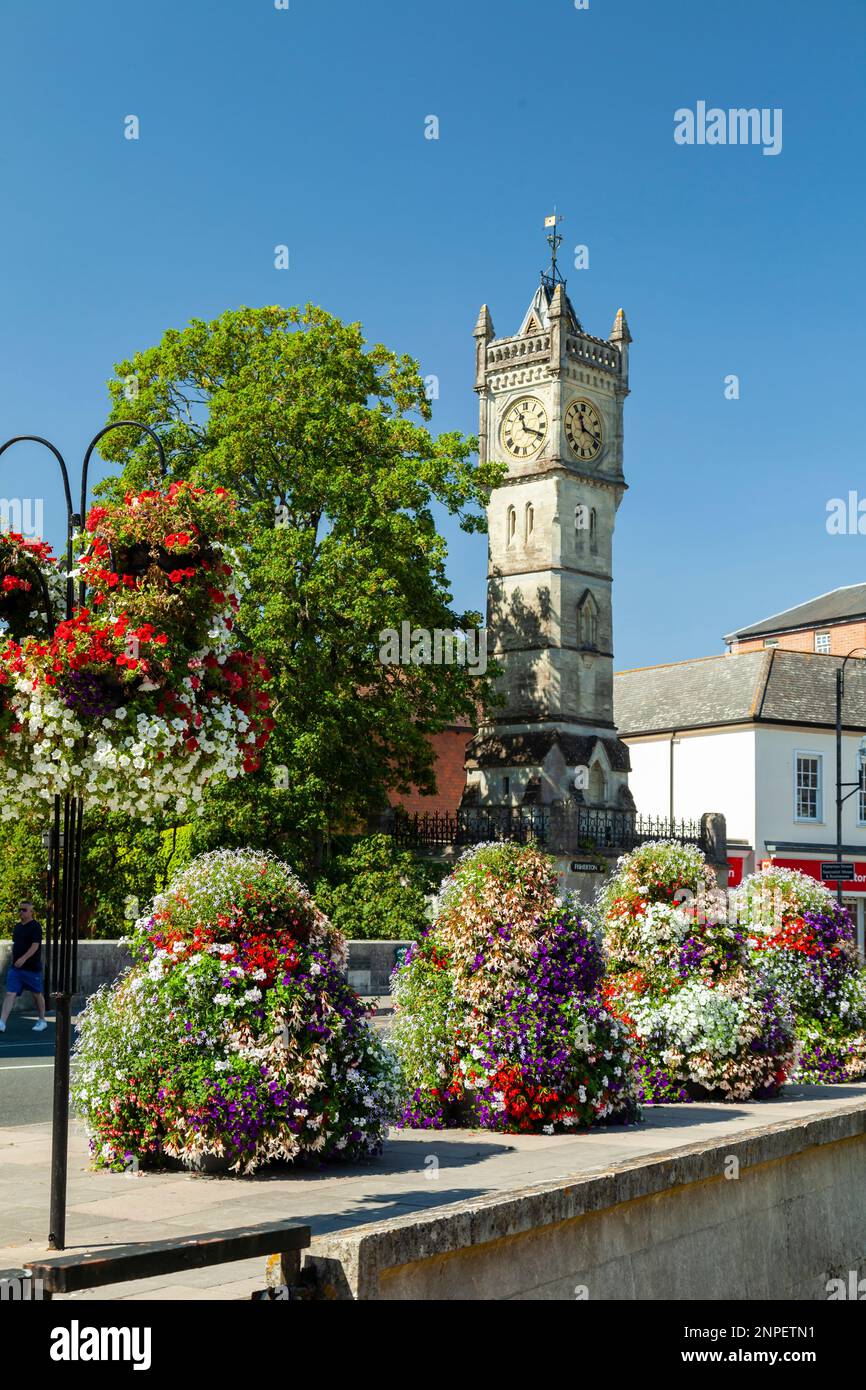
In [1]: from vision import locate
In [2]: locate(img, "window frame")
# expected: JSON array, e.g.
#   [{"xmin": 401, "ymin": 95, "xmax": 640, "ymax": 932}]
[{"xmin": 793, "ymin": 749, "xmax": 823, "ymax": 823}]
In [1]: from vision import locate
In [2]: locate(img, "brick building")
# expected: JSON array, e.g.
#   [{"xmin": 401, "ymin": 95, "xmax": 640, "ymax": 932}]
[
  {"xmin": 387, "ymin": 723, "xmax": 474, "ymax": 816},
  {"xmin": 726, "ymin": 584, "xmax": 866, "ymax": 657}
]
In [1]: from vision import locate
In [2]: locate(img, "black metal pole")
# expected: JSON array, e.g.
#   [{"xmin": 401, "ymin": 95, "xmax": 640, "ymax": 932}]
[
  {"xmin": 48, "ymin": 999, "xmax": 71, "ymax": 1249},
  {"xmin": 48, "ymin": 794, "xmax": 74, "ymax": 1250},
  {"xmin": 0, "ymin": 422, "xmax": 167, "ymax": 1251},
  {"xmin": 836, "ymin": 666, "xmax": 844, "ymax": 907}
]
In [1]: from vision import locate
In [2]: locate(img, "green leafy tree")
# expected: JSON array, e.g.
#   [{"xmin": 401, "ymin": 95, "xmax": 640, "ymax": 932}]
[
  {"xmin": 79, "ymin": 817, "xmax": 192, "ymax": 937},
  {"xmin": 0, "ymin": 815, "xmax": 47, "ymax": 934},
  {"xmin": 96, "ymin": 305, "xmax": 502, "ymax": 867},
  {"xmin": 314, "ymin": 834, "xmax": 446, "ymax": 941}
]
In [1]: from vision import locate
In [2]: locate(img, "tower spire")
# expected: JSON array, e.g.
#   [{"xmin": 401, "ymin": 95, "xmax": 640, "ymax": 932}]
[{"xmin": 541, "ymin": 211, "xmax": 566, "ymax": 294}]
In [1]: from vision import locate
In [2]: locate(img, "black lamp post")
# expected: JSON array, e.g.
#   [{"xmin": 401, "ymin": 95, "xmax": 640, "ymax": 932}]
[
  {"xmin": 834, "ymin": 649, "xmax": 866, "ymax": 908},
  {"xmin": 0, "ymin": 421, "xmax": 166, "ymax": 1250}
]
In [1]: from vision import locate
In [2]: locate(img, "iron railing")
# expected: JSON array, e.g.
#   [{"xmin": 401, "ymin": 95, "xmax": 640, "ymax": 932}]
[{"xmin": 392, "ymin": 806, "xmax": 703, "ymax": 854}]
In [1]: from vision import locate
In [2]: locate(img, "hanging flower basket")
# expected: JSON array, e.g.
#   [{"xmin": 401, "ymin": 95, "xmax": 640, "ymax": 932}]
[
  {"xmin": 79, "ymin": 483, "xmax": 241, "ymax": 654},
  {"xmin": 110, "ymin": 541, "xmax": 153, "ymax": 577},
  {"xmin": 0, "ymin": 483, "xmax": 273, "ymax": 821},
  {"xmin": 0, "ymin": 532, "xmax": 58, "ymax": 641}
]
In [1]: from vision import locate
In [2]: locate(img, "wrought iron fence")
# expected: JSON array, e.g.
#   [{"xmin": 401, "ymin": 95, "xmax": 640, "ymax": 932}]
[
  {"xmin": 564, "ymin": 809, "xmax": 702, "ymax": 852},
  {"xmin": 392, "ymin": 805, "xmax": 703, "ymax": 854},
  {"xmin": 393, "ymin": 806, "xmax": 549, "ymax": 849}
]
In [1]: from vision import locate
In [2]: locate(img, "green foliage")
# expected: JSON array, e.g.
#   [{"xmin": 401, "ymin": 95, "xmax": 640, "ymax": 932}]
[
  {"xmin": 79, "ymin": 816, "xmax": 192, "ymax": 938},
  {"xmin": 0, "ymin": 814, "xmax": 47, "ymax": 932},
  {"xmin": 94, "ymin": 304, "xmax": 504, "ymax": 861},
  {"xmin": 313, "ymin": 834, "xmax": 444, "ymax": 941},
  {"xmin": 0, "ymin": 810, "xmax": 196, "ymax": 941}
]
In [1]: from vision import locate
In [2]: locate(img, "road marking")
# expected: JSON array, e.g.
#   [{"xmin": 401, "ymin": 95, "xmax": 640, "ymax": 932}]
[{"xmin": 0, "ymin": 1063, "xmax": 54, "ymax": 1071}]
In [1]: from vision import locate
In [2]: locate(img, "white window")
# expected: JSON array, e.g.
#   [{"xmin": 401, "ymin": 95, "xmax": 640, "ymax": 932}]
[
  {"xmin": 859, "ymin": 764, "xmax": 866, "ymax": 825},
  {"xmin": 815, "ymin": 631, "xmax": 831, "ymax": 654},
  {"xmin": 507, "ymin": 506, "xmax": 516, "ymax": 544},
  {"xmin": 795, "ymin": 752, "xmax": 822, "ymax": 821},
  {"xmin": 525, "ymin": 502, "xmax": 534, "ymax": 542},
  {"xmin": 764, "ymin": 638, "xmax": 779, "ymax": 648}
]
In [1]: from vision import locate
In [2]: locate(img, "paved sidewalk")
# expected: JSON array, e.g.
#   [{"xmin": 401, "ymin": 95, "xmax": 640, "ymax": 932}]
[{"xmin": 3, "ymin": 1083, "xmax": 865, "ymax": 1299}]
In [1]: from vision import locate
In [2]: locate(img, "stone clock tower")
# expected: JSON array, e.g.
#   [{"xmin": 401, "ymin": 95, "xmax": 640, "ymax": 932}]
[{"xmin": 463, "ymin": 233, "xmax": 635, "ymax": 813}]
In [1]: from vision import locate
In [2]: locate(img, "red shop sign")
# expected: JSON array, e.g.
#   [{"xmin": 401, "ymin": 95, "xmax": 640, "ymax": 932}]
[
  {"xmin": 764, "ymin": 856, "xmax": 866, "ymax": 892},
  {"xmin": 726, "ymin": 857, "xmax": 746, "ymax": 888}
]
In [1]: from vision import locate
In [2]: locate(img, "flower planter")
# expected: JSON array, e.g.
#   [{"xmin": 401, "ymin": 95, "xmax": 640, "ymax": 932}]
[
  {"xmin": 112, "ymin": 542, "xmax": 154, "ymax": 577},
  {"xmin": 156, "ymin": 543, "xmax": 212, "ymax": 573},
  {"xmin": 0, "ymin": 585, "xmax": 36, "ymax": 623},
  {"xmin": 183, "ymin": 1151, "xmax": 234, "ymax": 1175}
]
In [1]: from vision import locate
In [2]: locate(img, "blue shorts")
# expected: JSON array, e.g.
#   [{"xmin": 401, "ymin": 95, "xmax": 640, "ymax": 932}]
[{"xmin": 6, "ymin": 966, "xmax": 44, "ymax": 997}]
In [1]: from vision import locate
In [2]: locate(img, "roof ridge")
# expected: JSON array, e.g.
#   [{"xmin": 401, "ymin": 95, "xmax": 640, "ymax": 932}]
[
  {"xmin": 615, "ymin": 653, "xmax": 731, "ymax": 676},
  {"xmin": 752, "ymin": 647, "xmax": 775, "ymax": 720},
  {"xmin": 725, "ymin": 582, "xmax": 866, "ymax": 641}
]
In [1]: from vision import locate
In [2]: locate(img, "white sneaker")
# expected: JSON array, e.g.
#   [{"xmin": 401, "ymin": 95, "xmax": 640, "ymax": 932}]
[{"xmin": 32, "ymin": 1020, "xmax": 47, "ymax": 1032}]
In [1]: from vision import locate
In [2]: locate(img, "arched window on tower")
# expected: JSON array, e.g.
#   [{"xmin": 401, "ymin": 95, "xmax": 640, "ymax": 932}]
[
  {"xmin": 575, "ymin": 503, "xmax": 590, "ymax": 538},
  {"xmin": 577, "ymin": 590, "xmax": 600, "ymax": 649},
  {"xmin": 507, "ymin": 506, "xmax": 516, "ymax": 544},
  {"xmin": 589, "ymin": 507, "xmax": 598, "ymax": 555},
  {"xmin": 588, "ymin": 761, "xmax": 607, "ymax": 805},
  {"xmin": 525, "ymin": 502, "xmax": 534, "ymax": 543}
]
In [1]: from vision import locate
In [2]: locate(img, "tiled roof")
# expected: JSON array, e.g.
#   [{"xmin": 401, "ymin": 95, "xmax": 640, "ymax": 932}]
[
  {"xmin": 725, "ymin": 583, "xmax": 866, "ymax": 640},
  {"xmin": 466, "ymin": 730, "xmax": 631, "ymax": 771},
  {"xmin": 614, "ymin": 649, "xmax": 866, "ymax": 735}
]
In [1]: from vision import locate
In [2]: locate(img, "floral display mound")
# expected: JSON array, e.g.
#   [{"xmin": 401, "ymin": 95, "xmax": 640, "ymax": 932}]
[
  {"xmin": 72, "ymin": 849, "xmax": 397, "ymax": 1174},
  {"xmin": 0, "ymin": 482, "xmax": 272, "ymax": 821},
  {"xmin": 598, "ymin": 842, "xmax": 796, "ymax": 1103},
  {"xmin": 390, "ymin": 842, "xmax": 638, "ymax": 1133},
  {"xmin": 736, "ymin": 867, "xmax": 866, "ymax": 1084}
]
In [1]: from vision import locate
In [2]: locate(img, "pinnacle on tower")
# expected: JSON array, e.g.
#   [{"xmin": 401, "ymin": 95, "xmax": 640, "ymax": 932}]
[
  {"xmin": 474, "ymin": 304, "xmax": 495, "ymax": 340},
  {"xmin": 547, "ymin": 283, "xmax": 567, "ymax": 318},
  {"xmin": 609, "ymin": 307, "xmax": 632, "ymax": 344}
]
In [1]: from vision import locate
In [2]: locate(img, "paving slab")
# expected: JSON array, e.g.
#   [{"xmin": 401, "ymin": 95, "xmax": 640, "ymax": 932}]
[{"xmin": 2, "ymin": 1083, "xmax": 865, "ymax": 1299}]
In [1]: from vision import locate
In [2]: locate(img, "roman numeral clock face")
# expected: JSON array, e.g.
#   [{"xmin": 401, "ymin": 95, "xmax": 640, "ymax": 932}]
[
  {"xmin": 564, "ymin": 398, "xmax": 603, "ymax": 462},
  {"xmin": 501, "ymin": 396, "xmax": 548, "ymax": 459}
]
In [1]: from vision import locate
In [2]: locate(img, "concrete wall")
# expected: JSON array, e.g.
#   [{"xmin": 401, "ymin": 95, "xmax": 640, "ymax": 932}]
[
  {"xmin": 625, "ymin": 726, "xmax": 758, "ymax": 847},
  {"xmin": 0, "ymin": 938, "xmax": 408, "ymax": 1009},
  {"xmin": 302, "ymin": 1100, "xmax": 866, "ymax": 1300}
]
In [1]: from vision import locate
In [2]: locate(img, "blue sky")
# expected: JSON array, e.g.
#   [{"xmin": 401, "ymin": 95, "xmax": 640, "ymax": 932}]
[{"xmin": 1, "ymin": 0, "xmax": 864, "ymax": 668}]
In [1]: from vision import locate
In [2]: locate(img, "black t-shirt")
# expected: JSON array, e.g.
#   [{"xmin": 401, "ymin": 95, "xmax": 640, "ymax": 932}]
[{"xmin": 12, "ymin": 920, "xmax": 41, "ymax": 971}]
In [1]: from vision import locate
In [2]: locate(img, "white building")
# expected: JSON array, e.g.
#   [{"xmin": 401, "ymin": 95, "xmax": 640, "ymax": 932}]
[{"xmin": 614, "ymin": 649, "xmax": 866, "ymax": 952}]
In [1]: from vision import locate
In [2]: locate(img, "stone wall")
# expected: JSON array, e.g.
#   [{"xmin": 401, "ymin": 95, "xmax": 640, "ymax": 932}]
[
  {"xmin": 302, "ymin": 1100, "xmax": 866, "ymax": 1300},
  {"xmin": 0, "ymin": 938, "xmax": 408, "ymax": 1009}
]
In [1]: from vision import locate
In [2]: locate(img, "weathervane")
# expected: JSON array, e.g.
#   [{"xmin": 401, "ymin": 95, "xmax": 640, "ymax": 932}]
[{"xmin": 541, "ymin": 211, "xmax": 566, "ymax": 293}]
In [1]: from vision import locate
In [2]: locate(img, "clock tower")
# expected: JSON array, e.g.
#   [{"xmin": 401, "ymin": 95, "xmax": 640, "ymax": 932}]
[{"xmin": 464, "ymin": 227, "xmax": 635, "ymax": 814}]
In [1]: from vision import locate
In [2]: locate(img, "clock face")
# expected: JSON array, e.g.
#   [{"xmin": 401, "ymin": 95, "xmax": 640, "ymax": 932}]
[
  {"xmin": 500, "ymin": 396, "xmax": 548, "ymax": 459},
  {"xmin": 564, "ymin": 398, "xmax": 603, "ymax": 462}
]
